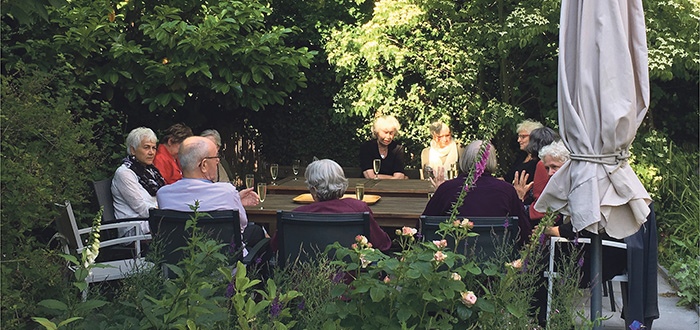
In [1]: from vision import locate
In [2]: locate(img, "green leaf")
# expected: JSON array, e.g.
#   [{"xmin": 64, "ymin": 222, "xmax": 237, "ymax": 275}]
[
  {"xmin": 369, "ymin": 286, "xmax": 385, "ymax": 302},
  {"xmin": 38, "ymin": 299, "xmax": 69, "ymax": 311},
  {"xmin": 57, "ymin": 317, "xmax": 84, "ymax": 328},
  {"xmin": 31, "ymin": 317, "xmax": 58, "ymax": 330}
]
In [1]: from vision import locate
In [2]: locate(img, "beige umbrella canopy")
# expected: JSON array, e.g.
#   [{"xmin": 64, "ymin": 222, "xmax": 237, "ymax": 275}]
[{"xmin": 534, "ymin": 0, "xmax": 652, "ymax": 239}]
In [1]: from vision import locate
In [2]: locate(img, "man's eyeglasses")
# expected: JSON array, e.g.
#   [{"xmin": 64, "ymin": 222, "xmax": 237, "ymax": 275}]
[{"xmin": 199, "ymin": 155, "xmax": 221, "ymax": 167}]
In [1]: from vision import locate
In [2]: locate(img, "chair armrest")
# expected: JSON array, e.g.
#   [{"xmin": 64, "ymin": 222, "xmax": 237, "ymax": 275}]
[
  {"xmin": 242, "ymin": 238, "xmax": 270, "ymax": 265},
  {"xmin": 77, "ymin": 221, "xmax": 148, "ymax": 235}
]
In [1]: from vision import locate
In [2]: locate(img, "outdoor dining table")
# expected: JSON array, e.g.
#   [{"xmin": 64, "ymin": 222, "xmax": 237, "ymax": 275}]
[
  {"xmin": 268, "ymin": 176, "xmax": 434, "ymax": 198},
  {"xmin": 244, "ymin": 193, "xmax": 429, "ymax": 234}
]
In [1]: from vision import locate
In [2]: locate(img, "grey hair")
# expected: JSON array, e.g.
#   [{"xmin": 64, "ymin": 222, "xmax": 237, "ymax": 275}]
[
  {"xmin": 305, "ymin": 159, "xmax": 348, "ymax": 201},
  {"xmin": 516, "ymin": 119, "xmax": 543, "ymax": 134},
  {"xmin": 126, "ymin": 127, "xmax": 157, "ymax": 155},
  {"xmin": 178, "ymin": 137, "xmax": 211, "ymax": 172},
  {"xmin": 538, "ymin": 140, "xmax": 570, "ymax": 163},
  {"xmin": 525, "ymin": 127, "xmax": 559, "ymax": 157},
  {"xmin": 371, "ymin": 115, "xmax": 401, "ymax": 138},
  {"xmin": 200, "ymin": 129, "xmax": 222, "ymax": 148},
  {"xmin": 428, "ymin": 121, "xmax": 448, "ymax": 136},
  {"xmin": 460, "ymin": 140, "xmax": 498, "ymax": 174}
]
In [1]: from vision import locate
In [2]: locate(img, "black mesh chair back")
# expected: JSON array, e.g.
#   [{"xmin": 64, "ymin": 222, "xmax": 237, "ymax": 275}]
[
  {"xmin": 149, "ymin": 209, "xmax": 242, "ymax": 277},
  {"xmin": 93, "ymin": 178, "xmax": 117, "ymax": 223},
  {"xmin": 276, "ymin": 211, "xmax": 370, "ymax": 267},
  {"xmin": 420, "ymin": 215, "xmax": 520, "ymax": 261}
]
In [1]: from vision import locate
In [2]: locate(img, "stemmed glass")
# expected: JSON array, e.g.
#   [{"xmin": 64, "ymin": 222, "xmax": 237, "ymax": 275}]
[
  {"xmin": 257, "ymin": 183, "xmax": 267, "ymax": 209},
  {"xmin": 372, "ymin": 159, "xmax": 381, "ymax": 180},
  {"xmin": 270, "ymin": 163, "xmax": 279, "ymax": 185},
  {"xmin": 245, "ymin": 174, "xmax": 255, "ymax": 189},
  {"xmin": 292, "ymin": 160, "xmax": 301, "ymax": 180}
]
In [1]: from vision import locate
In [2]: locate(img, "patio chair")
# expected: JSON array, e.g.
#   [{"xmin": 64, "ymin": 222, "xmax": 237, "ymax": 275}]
[
  {"xmin": 51, "ymin": 201, "xmax": 153, "ymax": 300},
  {"xmin": 93, "ymin": 177, "xmax": 150, "ymax": 224},
  {"xmin": 419, "ymin": 215, "xmax": 520, "ymax": 261},
  {"xmin": 544, "ymin": 236, "xmax": 628, "ymax": 323},
  {"xmin": 148, "ymin": 209, "xmax": 270, "ymax": 278},
  {"xmin": 275, "ymin": 211, "xmax": 371, "ymax": 268}
]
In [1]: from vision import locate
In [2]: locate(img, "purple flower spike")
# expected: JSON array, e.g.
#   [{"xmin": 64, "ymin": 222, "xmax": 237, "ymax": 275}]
[
  {"xmin": 503, "ymin": 219, "xmax": 509, "ymax": 229},
  {"xmin": 332, "ymin": 271, "xmax": 344, "ymax": 284},
  {"xmin": 255, "ymin": 257, "xmax": 263, "ymax": 265},
  {"xmin": 577, "ymin": 257, "xmax": 585, "ymax": 268},
  {"xmin": 520, "ymin": 257, "xmax": 529, "ymax": 273},
  {"xmin": 225, "ymin": 281, "xmax": 235, "ymax": 298},
  {"xmin": 297, "ymin": 299, "xmax": 306, "ymax": 310},
  {"xmin": 629, "ymin": 320, "xmax": 645, "ymax": 330},
  {"xmin": 270, "ymin": 296, "xmax": 281, "ymax": 319},
  {"xmin": 539, "ymin": 233, "xmax": 546, "ymax": 246},
  {"xmin": 415, "ymin": 232, "xmax": 423, "ymax": 240}
]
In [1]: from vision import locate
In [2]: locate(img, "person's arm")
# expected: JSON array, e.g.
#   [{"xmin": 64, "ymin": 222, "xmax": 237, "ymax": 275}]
[
  {"xmin": 238, "ymin": 187, "xmax": 259, "ymax": 207},
  {"xmin": 232, "ymin": 190, "xmax": 249, "ymax": 233},
  {"xmin": 390, "ymin": 144, "xmax": 406, "ymax": 179},
  {"xmin": 367, "ymin": 209, "xmax": 392, "ymax": 251},
  {"xmin": 113, "ymin": 168, "xmax": 151, "ymax": 218}
]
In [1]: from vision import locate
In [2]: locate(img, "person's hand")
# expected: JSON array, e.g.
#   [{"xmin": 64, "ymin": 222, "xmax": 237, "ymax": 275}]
[
  {"xmin": 512, "ymin": 170, "xmax": 533, "ymax": 202},
  {"xmin": 429, "ymin": 166, "xmax": 446, "ymax": 189},
  {"xmin": 533, "ymin": 225, "xmax": 560, "ymax": 237},
  {"xmin": 239, "ymin": 187, "xmax": 260, "ymax": 207}
]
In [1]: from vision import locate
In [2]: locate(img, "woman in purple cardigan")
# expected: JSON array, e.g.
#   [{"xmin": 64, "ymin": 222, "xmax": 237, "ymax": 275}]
[
  {"xmin": 271, "ymin": 159, "xmax": 392, "ymax": 252},
  {"xmin": 422, "ymin": 140, "xmax": 531, "ymax": 244}
]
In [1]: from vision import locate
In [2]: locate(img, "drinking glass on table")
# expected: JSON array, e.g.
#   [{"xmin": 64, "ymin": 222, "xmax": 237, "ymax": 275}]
[
  {"xmin": 270, "ymin": 163, "xmax": 279, "ymax": 185},
  {"xmin": 292, "ymin": 160, "xmax": 301, "ymax": 180},
  {"xmin": 355, "ymin": 183, "xmax": 365, "ymax": 201},
  {"xmin": 245, "ymin": 174, "xmax": 255, "ymax": 189},
  {"xmin": 372, "ymin": 159, "xmax": 381, "ymax": 180},
  {"xmin": 257, "ymin": 183, "xmax": 267, "ymax": 209}
]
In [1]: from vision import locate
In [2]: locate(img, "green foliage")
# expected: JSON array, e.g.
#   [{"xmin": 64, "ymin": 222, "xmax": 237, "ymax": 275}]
[
  {"xmin": 0, "ymin": 68, "xmax": 99, "ymax": 255},
  {"xmin": 667, "ymin": 256, "xmax": 700, "ymax": 307},
  {"xmin": 631, "ymin": 129, "xmax": 700, "ymax": 307}
]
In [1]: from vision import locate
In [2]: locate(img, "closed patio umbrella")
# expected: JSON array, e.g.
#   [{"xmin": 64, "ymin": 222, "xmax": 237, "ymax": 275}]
[{"xmin": 534, "ymin": 0, "xmax": 653, "ymax": 327}]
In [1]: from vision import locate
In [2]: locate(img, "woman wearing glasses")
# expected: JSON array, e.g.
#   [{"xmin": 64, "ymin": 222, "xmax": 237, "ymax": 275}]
[
  {"xmin": 503, "ymin": 119, "xmax": 543, "ymax": 188},
  {"xmin": 420, "ymin": 121, "xmax": 462, "ymax": 180}
]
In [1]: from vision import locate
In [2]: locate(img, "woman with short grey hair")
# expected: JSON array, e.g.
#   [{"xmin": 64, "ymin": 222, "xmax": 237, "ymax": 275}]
[
  {"xmin": 112, "ymin": 127, "xmax": 165, "ymax": 234},
  {"xmin": 305, "ymin": 159, "xmax": 349, "ymax": 201},
  {"xmin": 290, "ymin": 159, "xmax": 392, "ymax": 251}
]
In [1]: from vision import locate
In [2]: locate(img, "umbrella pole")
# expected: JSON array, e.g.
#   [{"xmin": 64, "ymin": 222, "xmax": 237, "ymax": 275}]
[{"xmin": 590, "ymin": 234, "xmax": 603, "ymax": 329}]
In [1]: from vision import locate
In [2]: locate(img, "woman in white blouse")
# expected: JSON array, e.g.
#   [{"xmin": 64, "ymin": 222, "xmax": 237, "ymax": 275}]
[
  {"xmin": 111, "ymin": 127, "xmax": 166, "ymax": 233},
  {"xmin": 420, "ymin": 121, "xmax": 462, "ymax": 180}
]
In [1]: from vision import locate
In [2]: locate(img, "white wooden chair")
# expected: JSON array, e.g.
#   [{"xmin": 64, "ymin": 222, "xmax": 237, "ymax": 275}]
[
  {"xmin": 545, "ymin": 236, "xmax": 628, "ymax": 322},
  {"xmin": 52, "ymin": 201, "xmax": 153, "ymax": 299}
]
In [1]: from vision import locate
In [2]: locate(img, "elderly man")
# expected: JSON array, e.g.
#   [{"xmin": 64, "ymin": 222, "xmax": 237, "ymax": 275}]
[{"xmin": 157, "ymin": 136, "xmax": 260, "ymax": 239}]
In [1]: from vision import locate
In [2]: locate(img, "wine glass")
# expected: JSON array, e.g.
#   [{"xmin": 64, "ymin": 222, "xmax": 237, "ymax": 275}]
[
  {"xmin": 270, "ymin": 163, "xmax": 279, "ymax": 185},
  {"xmin": 245, "ymin": 174, "xmax": 255, "ymax": 189},
  {"xmin": 257, "ymin": 183, "xmax": 267, "ymax": 209},
  {"xmin": 372, "ymin": 159, "xmax": 381, "ymax": 180},
  {"xmin": 292, "ymin": 160, "xmax": 301, "ymax": 180}
]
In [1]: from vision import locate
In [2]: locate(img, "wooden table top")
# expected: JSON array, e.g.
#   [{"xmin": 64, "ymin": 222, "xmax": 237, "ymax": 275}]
[
  {"xmin": 267, "ymin": 177, "xmax": 434, "ymax": 198},
  {"xmin": 244, "ymin": 193, "xmax": 429, "ymax": 233}
]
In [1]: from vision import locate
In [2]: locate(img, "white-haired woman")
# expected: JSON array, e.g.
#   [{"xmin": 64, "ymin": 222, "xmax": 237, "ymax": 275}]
[
  {"xmin": 504, "ymin": 119, "xmax": 543, "ymax": 184},
  {"xmin": 359, "ymin": 115, "xmax": 406, "ymax": 179},
  {"xmin": 271, "ymin": 159, "xmax": 392, "ymax": 252},
  {"xmin": 112, "ymin": 127, "xmax": 166, "ymax": 233},
  {"xmin": 423, "ymin": 140, "xmax": 530, "ymax": 245},
  {"xmin": 420, "ymin": 121, "xmax": 462, "ymax": 180}
]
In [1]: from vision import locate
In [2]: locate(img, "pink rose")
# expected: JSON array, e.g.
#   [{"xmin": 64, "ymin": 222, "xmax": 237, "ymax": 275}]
[
  {"xmin": 433, "ymin": 239, "xmax": 448, "ymax": 249},
  {"xmin": 461, "ymin": 219, "xmax": 474, "ymax": 229},
  {"xmin": 451, "ymin": 272, "xmax": 462, "ymax": 281},
  {"xmin": 355, "ymin": 235, "xmax": 368, "ymax": 245},
  {"xmin": 383, "ymin": 276, "xmax": 391, "ymax": 283},
  {"xmin": 352, "ymin": 243, "xmax": 358, "ymax": 250},
  {"xmin": 460, "ymin": 291, "xmax": 477, "ymax": 307},
  {"xmin": 434, "ymin": 251, "xmax": 447, "ymax": 263},
  {"xmin": 401, "ymin": 226, "xmax": 418, "ymax": 236},
  {"xmin": 453, "ymin": 220, "xmax": 461, "ymax": 227}
]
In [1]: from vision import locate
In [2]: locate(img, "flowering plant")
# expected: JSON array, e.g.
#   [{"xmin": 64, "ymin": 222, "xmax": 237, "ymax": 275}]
[{"xmin": 324, "ymin": 227, "xmax": 482, "ymax": 328}]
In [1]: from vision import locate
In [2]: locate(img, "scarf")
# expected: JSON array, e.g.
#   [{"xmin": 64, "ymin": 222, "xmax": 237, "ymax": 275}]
[
  {"xmin": 428, "ymin": 140, "xmax": 459, "ymax": 171},
  {"xmin": 123, "ymin": 155, "xmax": 166, "ymax": 196}
]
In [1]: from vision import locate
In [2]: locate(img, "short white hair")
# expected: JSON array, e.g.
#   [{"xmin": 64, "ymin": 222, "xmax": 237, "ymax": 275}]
[
  {"xmin": 201, "ymin": 129, "xmax": 222, "ymax": 148},
  {"xmin": 371, "ymin": 115, "xmax": 401, "ymax": 138},
  {"xmin": 126, "ymin": 127, "xmax": 157, "ymax": 155},
  {"xmin": 305, "ymin": 159, "xmax": 348, "ymax": 201},
  {"xmin": 516, "ymin": 119, "xmax": 543, "ymax": 134},
  {"xmin": 539, "ymin": 140, "xmax": 570, "ymax": 163}
]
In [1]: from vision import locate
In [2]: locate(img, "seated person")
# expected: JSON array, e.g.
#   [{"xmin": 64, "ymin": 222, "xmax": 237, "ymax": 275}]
[
  {"xmin": 529, "ymin": 140, "xmax": 626, "ymax": 326},
  {"xmin": 153, "ymin": 123, "xmax": 193, "ymax": 184},
  {"xmin": 111, "ymin": 127, "xmax": 166, "ymax": 235},
  {"xmin": 271, "ymin": 159, "xmax": 392, "ymax": 252},
  {"xmin": 359, "ymin": 115, "xmax": 406, "ymax": 179},
  {"xmin": 156, "ymin": 136, "xmax": 264, "ymax": 247},
  {"xmin": 504, "ymin": 119, "xmax": 543, "ymax": 184},
  {"xmin": 420, "ymin": 121, "xmax": 462, "ymax": 180},
  {"xmin": 200, "ymin": 129, "xmax": 232, "ymax": 183},
  {"xmin": 422, "ymin": 140, "xmax": 531, "ymax": 245},
  {"xmin": 512, "ymin": 127, "xmax": 559, "ymax": 208}
]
